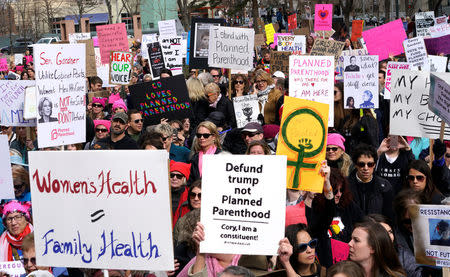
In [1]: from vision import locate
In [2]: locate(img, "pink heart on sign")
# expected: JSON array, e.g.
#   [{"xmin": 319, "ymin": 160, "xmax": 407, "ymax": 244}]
[
  {"xmin": 319, "ymin": 10, "xmax": 328, "ymax": 20},
  {"xmin": 311, "ymin": 83, "xmax": 315, "ymax": 87}
]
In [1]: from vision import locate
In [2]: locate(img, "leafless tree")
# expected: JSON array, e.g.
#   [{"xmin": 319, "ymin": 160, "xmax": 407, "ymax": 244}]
[
  {"xmin": 121, "ymin": 0, "xmax": 140, "ymax": 16},
  {"xmin": 40, "ymin": 0, "xmax": 63, "ymax": 34},
  {"xmin": 68, "ymin": 0, "xmax": 98, "ymax": 26},
  {"xmin": 104, "ymin": 0, "xmax": 125, "ymax": 23},
  {"xmin": 0, "ymin": 0, "xmax": 15, "ymax": 47}
]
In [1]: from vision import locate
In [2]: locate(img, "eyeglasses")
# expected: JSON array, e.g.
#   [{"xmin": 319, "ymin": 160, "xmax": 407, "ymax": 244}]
[
  {"xmin": 6, "ymin": 214, "xmax": 24, "ymax": 223},
  {"xmin": 133, "ymin": 119, "xmax": 144, "ymax": 124},
  {"xmin": 162, "ymin": 136, "xmax": 170, "ymax": 142},
  {"xmin": 0, "ymin": 126, "xmax": 9, "ymax": 130},
  {"xmin": 407, "ymin": 175, "xmax": 425, "ymax": 182},
  {"xmin": 255, "ymin": 80, "xmax": 267, "ymax": 83},
  {"xmin": 190, "ymin": 192, "xmax": 201, "ymax": 199},
  {"xmin": 95, "ymin": 128, "xmax": 108, "ymax": 133},
  {"xmin": 333, "ymin": 188, "xmax": 342, "ymax": 194},
  {"xmin": 356, "ymin": 162, "xmax": 375, "ymax": 168},
  {"xmin": 196, "ymin": 133, "xmax": 212, "ymax": 139},
  {"xmin": 242, "ymin": 132, "xmax": 259, "ymax": 138},
  {"xmin": 170, "ymin": 173, "xmax": 184, "ymax": 179},
  {"xmin": 334, "ymin": 90, "xmax": 339, "ymax": 95},
  {"xmin": 297, "ymin": 239, "xmax": 318, "ymax": 253},
  {"xmin": 235, "ymin": 80, "xmax": 244, "ymax": 84},
  {"xmin": 212, "ymin": 75, "xmax": 220, "ymax": 78},
  {"xmin": 112, "ymin": 118, "xmax": 125, "ymax": 124},
  {"xmin": 20, "ymin": 257, "xmax": 36, "ymax": 265},
  {"xmin": 446, "ymin": 153, "xmax": 450, "ymax": 158},
  {"xmin": 14, "ymin": 184, "xmax": 24, "ymax": 189},
  {"xmin": 326, "ymin": 147, "xmax": 339, "ymax": 152},
  {"xmin": 92, "ymin": 103, "xmax": 103, "ymax": 108}
]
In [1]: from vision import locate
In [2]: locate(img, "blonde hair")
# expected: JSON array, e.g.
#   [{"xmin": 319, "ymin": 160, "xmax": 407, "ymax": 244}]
[
  {"xmin": 193, "ymin": 121, "xmax": 221, "ymax": 152},
  {"xmin": 254, "ymin": 69, "xmax": 274, "ymax": 86},
  {"xmin": 187, "ymin": 77, "xmax": 207, "ymax": 101},
  {"xmin": 12, "ymin": 165, "xmax": 30, "ymax": 191},
  {"xmin": 204, "ymin": 82, "xmax": 220, "ymax": 95}
]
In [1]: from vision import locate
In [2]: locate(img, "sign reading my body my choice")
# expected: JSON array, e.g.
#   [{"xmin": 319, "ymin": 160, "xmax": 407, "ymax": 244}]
[
  {"xmin": 200, "ymin": 155, "xmax": 286, "ymax": 255},
  {"xmin": 29, "ymin": 150, "xmax": 174, "ymax": 270},
  {"xmin": 35, "ymin": 44, "xmax": 86, "ymax": 148}
]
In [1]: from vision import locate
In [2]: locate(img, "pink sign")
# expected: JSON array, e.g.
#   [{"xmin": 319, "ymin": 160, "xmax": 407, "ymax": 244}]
[
  {"xmin": 96, "ymin": 23, "xmax": 129, "ymax": 64},
  {"xmin": 0, "ymin": 58, "xmax": 8, "ymax": 71},
  {"xmin": 362, "ymin": 19, "xmax": 407, "ymax": 61},
  {"xmin": 314, "ymin": 4, "xmax": 333, "ymax": 31},
  {"xmin": 331, "ymin": 239, "xmax": 349, "ymax": 264},
  {"xmin": 93, "ymin": 37, "xmax": 99, "ymax": 47},
  {"xmin": 273, "ymin": 33, "xmax": 290, "ymax": 49}
]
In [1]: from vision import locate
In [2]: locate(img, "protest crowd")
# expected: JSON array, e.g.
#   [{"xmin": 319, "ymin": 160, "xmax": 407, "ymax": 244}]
[{"xmin": 0, "ymin": 3, "xmax": 450, "ymax": 277}]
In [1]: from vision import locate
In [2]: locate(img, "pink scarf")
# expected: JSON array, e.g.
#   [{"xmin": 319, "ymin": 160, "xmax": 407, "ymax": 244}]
[
  {"xmin": 178, "ymin": 254, "xmax": 241, "ymax": 277},
  {"xmin": 198, "ymin": 146, "xmax": 217, "ymax": 177}
]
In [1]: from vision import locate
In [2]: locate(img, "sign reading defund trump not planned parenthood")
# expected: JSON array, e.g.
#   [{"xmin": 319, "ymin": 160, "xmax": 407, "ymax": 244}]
[
  {"xmin": 200, "ymin": 155, "xmax": 286, "ymax": 255},
  {"xmin": 208, "ymin": 26, "xmax": 254, "ymax": 71},
  {"xmin": 29, "ymin": 150, "xmax": 174, "ymax": 270}
]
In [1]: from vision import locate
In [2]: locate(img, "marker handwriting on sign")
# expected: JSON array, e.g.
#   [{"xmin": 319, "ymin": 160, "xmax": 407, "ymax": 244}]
[{"xmin": 39, "ymin": 52, "xmax": 80, "ymax": 65}]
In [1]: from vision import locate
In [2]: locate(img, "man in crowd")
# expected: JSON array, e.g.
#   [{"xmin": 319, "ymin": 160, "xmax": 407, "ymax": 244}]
[
  {"xmin": 97, "ymin": 112, "xmax": 138, "ymax": 149},
  {"xmin": 127, "ymin": 109, "xmax": 143, "ymax": 142},
  {"xmin": 241, "ymin": 122, "xmax": 264, "ymax": 147}
]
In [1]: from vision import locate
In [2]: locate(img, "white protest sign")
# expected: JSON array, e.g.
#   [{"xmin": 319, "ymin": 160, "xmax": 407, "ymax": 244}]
[
  {"xmin": 426, "ymin": 55, "xmax": 448, "ymax": 72},
  {"xmin": 277, "ymin": 35, "xmax": 306, "ymax": 54},
  {"xmin": 208, "ymin": 26, "xmax": 254, "ymax": 71},
  {"xmin": 29, "ymin": 150, "xmax": 174, "ymax": 270},
  {"xmin": 233, "ymin": 95, "xmax": 260, "ymax": 128},
  {"xmin": 0, "ymin": 135, "xmax": 14, "ymax": 200},
  {"xmin": 0, "ymin": 80, "xmax": 36, "ymax": 126},
  {"xmin": 69, "ymin": 33, "xmax": 91, "ymax": 44},
  {"xmin": 35, "ymin": 44, "xmax": 86, "ymax": 148},
  {"xmin": 95, "ymin": 48, "xmax": 114, "ymax": 88},
  {"xmin": 403, "ymin": 37, "xmax": 429, "ymax": 68},
  {"xmin": 390, "ymin": 69, "xmax": 450, "ymax": 139},
  {"xmin": 336, "ymin": 48, "xmax": 368, "ymax": 81},
  {"xmin": 428, "ymin": 72, "xmax": 450, "ymax": 125},
  {"xmin": 429, "ymin": 23, "xmax": 450, "ymax": 38},
  {"xmin": 385, "ymin": 62, "xmax": 412, "ymax": 100},
  {"xmin": 14, "ymin": 54, "xmax": 23, "ymax": 66},
  {"xmin": 23, "ymin": 86, "xmax": 37, "ymax": 120},
  {"xmin": 141, "ymin": 34, "xmax": 158, "ymax": 60},
  {"xmin": 158, "ymin": 36, "xmax": 184, "ymax": 76},
  {"xmin": 415, "ymin": 11, "xmax": 435, "ymax": 37},
  {"xmin": 410, "ymin": 205, "xmax": 450, "ymax": 267},
  {"xmin": 289, "ymin": 55, "xmax": 334, "ymax": 126},
  {"xmin": 109, "ymin": 51, "xmax": 133, "ymax": 85},
  {"xmin": 200, "ymin": 155, "xmax": 286, "ymax": 255},
  {"xmin": 0, "ymin": 261, "xmax": 26, "ymax": 277},
  {"xmin": 158, "ymin": 19, "xmax": 177, "ymax": 36},
  {"xmin": 343, "ymin": 55, "xmax": 379, "ymax": 109}
]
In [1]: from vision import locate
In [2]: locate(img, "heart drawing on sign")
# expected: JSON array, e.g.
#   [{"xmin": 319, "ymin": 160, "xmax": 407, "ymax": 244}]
[
  {"xmin": 311, "ymin": 83, "xmax": 315, "ymax": 87},
  {"xmin": 319, "ymin": 10, "xmax": 328, "ymax": 20}
]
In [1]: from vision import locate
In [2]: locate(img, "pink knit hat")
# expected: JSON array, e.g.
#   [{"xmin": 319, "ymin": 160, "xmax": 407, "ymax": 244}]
[
  {"xmin": 92, "ymin": 97, "xmax": 107, "ymax": 107},
  {"xmin": 0, "ymin": 200, "xmax": 31, "ymax": 221},
  {"xmin": 94, "ymin": 120, "xmax": 111, "ymax": 132},
  {"xmin": 327, "ymin": 133, "xmax": 345, "ymax": 151},
  {"xmin": 112, "ymin": 99, "xmax": 127, "ymax": 113}
]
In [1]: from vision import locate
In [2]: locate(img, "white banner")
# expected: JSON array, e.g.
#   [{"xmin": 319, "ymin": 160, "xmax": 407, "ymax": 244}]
[
  {"xmin": 208, "ymin": 26, "xmax": 254, "ymax": 71},
  {"xmin": 403, "ymin": 37, "xmax": 429, "ymax": 68},
  {"xmin": 0, "ymin": 135, "xmax": 14, "ymax": 200},
  {"xmin": 141, "ymin": 34, "xmax": 158, "ymax": 60},
  {"xmin": 200, "ymin": 155, "xmax": 286, "ymax": 255},
  {"xmin": 390, "ymin": 69, "xmax": 449, "ymax": 139},
  {"xmin": 233, "ymin": 95, "xmax": 260, "ymax": 128},
  {"xmin": 289, "ymin": 55, "xmax": 334, "ymax": 126},
  {"xmin": 384, "ymin": 62, "xmax": 412, "ymax": 100},
  {"xmin": 429, "ymin": 23, "xmax": 450, "ymax": 38},
  {"xmin": 0, "ymin": 80, "xmax": 36, "ymax": 126},
  {"xmin": 343, "ymin": 55, "xmax": 379, "ymax": 109},
  {"xmin": 29, "ymin": 150, "xmax": 174, "ymax": 270},
  {"xmin": 35, "ymin": 44, "xmax": 86, "ymax": 148},
  {"xmin": 69, "ymin": 33, "xmax": 91, "ymax": 44},
  {"xmin": 415, "ymin": 11, "xmax": 435, "ymax": 37},
  {"xmin": 159, "ymin": 36, "xmax": 184, "ymax": 76},
  {"xmin": 426, "ymin": 55, "xmax": 448, "ymax": 72}
]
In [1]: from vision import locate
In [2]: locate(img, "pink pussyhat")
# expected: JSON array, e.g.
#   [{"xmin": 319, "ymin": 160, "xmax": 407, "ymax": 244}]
[
  {"xmin": 92, "ymin": 97, "xmax": 107, "ymax": 107},
  {"xmin": 327, "ymin": 133, "xmax": 346, "ymax": 151},
  {"xmin": 0, "ymin": 200, "xmax": 31, "ymax": 221}
]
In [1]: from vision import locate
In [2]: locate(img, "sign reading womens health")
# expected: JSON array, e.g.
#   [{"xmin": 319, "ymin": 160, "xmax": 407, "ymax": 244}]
[
  {"xmin": 0, "ymin": 80, "xmax": 35, "ymax": 126},
  {"xmin": 403, "ymin": 37, "xmax": 429, "ymax": 68},
  {"xmin": 362, "ymin": 19, "xmax": 407, "ymax": 61},
  {"xmin": 409, "ymin": 205, "xmax": 450, "ymax": 267},
  {"xmin": 0, "ymin": 135, "xmax": 14, "ymax": 200},
  {"xmin": 276, "ymin": 97, "xmax": 329, "ymax": 192},
  {"xmin": 96, "ymin": 23, "xmax": 129, "ymax": 65},
  {"xmin": 384, "ymin": 62, "xmax": 412, "ymax": 99},
  {"xmin": 200, "ymin": 155, "xmax": 286, "ymax": 255},
  {"xmin": 428, "ymin": 72, "xmax": 450, "ymax": 125},
  {"xmin": 208, "ymin": 26, "xmax": 254, "ymax": 71},
  {"xmin": 29, "ymin": 150, "xmax": 174, "ymax": 270},
  {"xmin": 314, "ymin": 4, "xmax": 333, "ymax": 31},
  {"xmin": 343, "ymin": 55, "xmax": 379, "ymax": 109},
  {"xmin": 390, "ymin": 69, "xmax": 450, "ymax": 140},
  {"xmin": 289, "ymin": 55, "xmax": 334, "ymax": 127},
  {"xmin": 35, "ymin": 44, "xmax": 86, "ymax": 148},
  {"xmin": 233, "ymin": 95, "xmax": 260, "ymax": 128},
  {"xmin": 109, "ymin": 51, "xmax": 133, "ymax": 85}
]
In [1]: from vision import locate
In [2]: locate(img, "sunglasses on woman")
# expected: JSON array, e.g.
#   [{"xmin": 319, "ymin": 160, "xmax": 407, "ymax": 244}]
[
  {"xmin": 297, "ymin": 239, "xmax": 318, "ymax": 253},
  {"xmin": 95, "ymin": 128, "xmax": 108, "ymax": 133},
  {"xmin": 196, "ymin": 133, "xmax": 212, "ymax": 139},
  {"xmin": 356, "ymin": 162, "xmax": 375, "ymax": 168},
  {"xmin": 326, "ymin": 147, "xmax": 339, "ymax": 152},
  {"xmin": 190, "ymin": 192, "xmax": 201, "ymax": 199},
  {"xmin": 234, "ymin": 80, "xmax": 244, "ymax": 84},
  {"xmin": 92, "ymin": 104, "xmax": 103, "ymax": 108},
  {"xmin": 407, "ymin": 175, "xmax": 425, "ymax": 182},
  {"xmin": 170, "ymin": 173, "xmax": 184, "ymax": 179}
]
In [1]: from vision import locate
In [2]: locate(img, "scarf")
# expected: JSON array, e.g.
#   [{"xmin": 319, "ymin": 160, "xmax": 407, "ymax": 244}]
[
  {"xmin": 178, "ymin": 254, "xmax": 241, "ymax": 277},
  {"xmin": 0, "ymin": 223, "xmax": 33, "ymax": 261},
  {"xmin": 198, "ymin": 146, "xmax": 217, "ymax": 177}
]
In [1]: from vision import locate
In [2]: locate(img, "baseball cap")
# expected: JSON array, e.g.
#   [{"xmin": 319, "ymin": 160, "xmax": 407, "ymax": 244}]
[
  {"xmin": 272, "ymin": 71, "xmax": 285, "ymax": 79},
  {"xmin": 112, "ymin": 112, "xmax": 128, "ymax": 123},
  {"xmin": 205, "ymin": 111, "xmax": 226, "ymax": 127},
  {"xmin": 242, "ymin": 122, "xmax": 263, "ymax": 133}
]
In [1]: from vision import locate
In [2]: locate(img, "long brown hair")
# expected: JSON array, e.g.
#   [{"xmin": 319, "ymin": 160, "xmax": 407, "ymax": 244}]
[
  {"xmin": 353, "ymin": 221, "xmax": 405, "ymax": 277},
  {"xmin": 405, "ymin": 159, "xmax": 439, "ymax": 204},
  {"xmin": 313, "ymin": 168, "xmax": 353, "ymax": 210},
  {"xmin": 231, "ymin": 74, "xmax": 249, "ymax": 98}
]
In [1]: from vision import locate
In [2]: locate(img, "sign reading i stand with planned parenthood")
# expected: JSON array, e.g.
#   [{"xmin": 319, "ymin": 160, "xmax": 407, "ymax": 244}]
[{"xmin": 29, "ymin": 150, "xmax": 174, "ymax": 271}]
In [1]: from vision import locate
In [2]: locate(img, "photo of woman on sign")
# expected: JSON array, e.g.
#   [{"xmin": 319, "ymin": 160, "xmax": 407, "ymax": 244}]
[{"xmin": 38, "ymin": 97, "xmax": 58, "ymax": 123}]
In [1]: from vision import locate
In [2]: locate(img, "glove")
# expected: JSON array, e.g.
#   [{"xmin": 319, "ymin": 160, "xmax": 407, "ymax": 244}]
[{"xmin": 433, "ymin": 139, "xmax": 446, "ymax": 159}]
